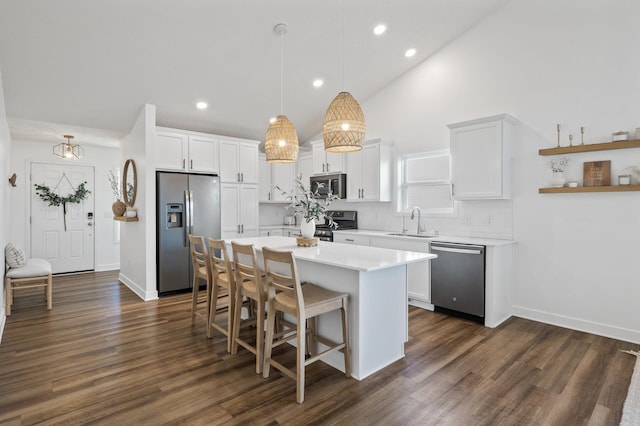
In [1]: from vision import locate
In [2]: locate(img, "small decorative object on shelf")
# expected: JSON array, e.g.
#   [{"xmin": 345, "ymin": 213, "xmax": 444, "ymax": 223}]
[
  {"xmin": 580, "ymin": 126, "xmax": 585, "ymax": 145},
  {"xmin": 583, "ymin": 160, "xmax": 611, "ymax": 187},
  {"xmin": 618, "ymin": 175, "xmax": 631, "ymax": 185},
  {"xmin": 569, "ymin": 134, "xmax": 574, "ymax": 147},
  {"xmin": 567, "ymin": 181, "xmax": 578, "ymax": 188},
  {"xmin": 556, "ymin": 123, "xmax": 561, "ymax": 147},
  {"xmin": 612, "ymin": 131, "xmax": 629, "ymax": 142},
  {"xmin": 125, "ymin": 207, "xmax": 137, "ymax": 218},
  {"xmin": 548, "ymin": 156, "xmax": 569, "ymax": 187},
  {"xmin": 636, "ymin": 128, "xmax": 640, "ymax": 140}
]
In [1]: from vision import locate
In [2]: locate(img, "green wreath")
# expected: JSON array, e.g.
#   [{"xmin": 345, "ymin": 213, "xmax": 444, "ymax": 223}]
[{"xmin": 34, "ymin": 182, "xmax": 91, "ymax": 206}]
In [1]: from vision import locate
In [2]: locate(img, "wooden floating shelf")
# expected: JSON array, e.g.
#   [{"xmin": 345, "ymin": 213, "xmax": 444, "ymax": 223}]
[
  {"xmin": 538, "ymin": 139, "xmax": 640, "ymax": 155},
  {"xmin": 113, "ymin": 216, "xmax": 139, "ymax": 222},
  {"xmin": 539, "ymin": 185, "xmax": 640, "ymax": 193}
]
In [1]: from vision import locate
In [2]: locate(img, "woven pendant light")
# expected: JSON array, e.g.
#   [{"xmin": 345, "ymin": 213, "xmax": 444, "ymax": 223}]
[
  {"xmin": 322, "ymin": 0, "xmax": 365, "ymax": 153},
  {"xmin": 264, "ymin": 23, "xmax": 298, "ymax": 163},
  {"xmin": 323, "ymin": 91, "xmax": 365, "ymax": 152},
  {"xmin": 265, "ymin": 115, "xmax": 299, "ymax": 163}
]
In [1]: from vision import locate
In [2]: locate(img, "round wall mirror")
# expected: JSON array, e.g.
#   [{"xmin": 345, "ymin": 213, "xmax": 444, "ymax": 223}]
[{"xmin": 122, "ymin": 159, "xmax": 137, "ymax": 207}]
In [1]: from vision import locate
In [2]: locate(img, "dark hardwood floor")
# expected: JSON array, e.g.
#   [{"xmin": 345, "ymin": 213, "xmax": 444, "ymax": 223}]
[{"xmin": 0, "ymin": 271, "xmax": 637, "ymax": 425}]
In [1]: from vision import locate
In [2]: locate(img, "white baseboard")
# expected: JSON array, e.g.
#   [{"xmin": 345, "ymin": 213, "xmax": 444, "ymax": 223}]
[
  {"xmin": 96, "ymin": 263, "xmax": 120, "ymax": 272},
  {"xmin": 408, "ymin": 298, "xmax": 434, "ymax": 311},
  {"xmin": 0, "ymin": 313, "xmax": 5, "ymax": 343},
  {"xmin": 513, "ymin": 305, "xmax": 640, "ymax": 345},
  {"xmin": 118, "ymin": 272, "xmax": 158, "ymax": 301}
]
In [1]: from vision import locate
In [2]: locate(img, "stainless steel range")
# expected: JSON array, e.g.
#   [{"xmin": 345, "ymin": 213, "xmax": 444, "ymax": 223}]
[{"xmin": 315, "ymin": 210, "xmax": 357, "ymax": 242}]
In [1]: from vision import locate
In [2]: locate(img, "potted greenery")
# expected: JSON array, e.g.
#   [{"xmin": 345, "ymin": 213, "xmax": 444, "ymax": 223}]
[
  {"xmin": 108, "ymin": 170, "xmax": 126, "ymax": 217},
  {"xmin": 276, "ymin": 174, "xmax": 339, "ymax": 238}
]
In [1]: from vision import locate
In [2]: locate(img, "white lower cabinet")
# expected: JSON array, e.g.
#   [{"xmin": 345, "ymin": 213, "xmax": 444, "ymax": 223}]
[
  {"xmin": 369, "ymin": 237, "xmax": 431, "ymax": 309},
  {"xmin": 334, "ymin": 232, "xmax": 432, "ymax": 309},
  {"xmin": 221, "ymin": 183, "xmax": 258, "ymax": 239}
]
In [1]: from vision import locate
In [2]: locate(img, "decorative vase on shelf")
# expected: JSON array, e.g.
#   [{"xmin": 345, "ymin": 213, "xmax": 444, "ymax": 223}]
[
  {"xmin": 551, "ymin": 171, "xmax": 566, "ymax": 188},
  {"xmin": 112, "ymin": 200, "xmax": 126, "ymax": 217},
  {"xmin": 300, "ymin": 219, "xmax": 316, "ymax": 239}
]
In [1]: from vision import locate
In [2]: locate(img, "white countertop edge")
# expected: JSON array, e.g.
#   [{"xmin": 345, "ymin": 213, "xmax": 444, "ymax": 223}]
[
  {"xmin": 259, "ymin": 224, "xmax": 300, "ymax": 230},
  {"xmin": 225, "ymin": 236, "xmax": 435, "ymax": 272},
  {"xmin": 333, "ymin": 229, "xmax": 516, "ymax": 246}
]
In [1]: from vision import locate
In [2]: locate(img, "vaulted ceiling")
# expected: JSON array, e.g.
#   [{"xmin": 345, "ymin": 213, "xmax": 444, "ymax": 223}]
[{"xmin": 0, "ymin": 0, "xmax": 509, "ymax": 147}]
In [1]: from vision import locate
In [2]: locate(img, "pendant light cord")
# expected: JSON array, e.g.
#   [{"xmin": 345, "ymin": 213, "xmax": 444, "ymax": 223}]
[
  {"xmin": 341, "ymin": 0, "xmax": 345, "ymax": 92},
  {"xmin": 280, "ymin": 27, "xmax": 284, "ymax": 115}
]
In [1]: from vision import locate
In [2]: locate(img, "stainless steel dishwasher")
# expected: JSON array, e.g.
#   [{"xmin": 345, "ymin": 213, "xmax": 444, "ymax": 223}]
[{"xmin": 430, "ymin": 241, "xmax": 486, "ymax": 324}]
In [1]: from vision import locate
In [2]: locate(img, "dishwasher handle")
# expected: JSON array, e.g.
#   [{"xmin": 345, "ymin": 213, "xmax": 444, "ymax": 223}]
[{"xmin": 431, "ymin": 244, "xmax": 484, "ymax": 255}]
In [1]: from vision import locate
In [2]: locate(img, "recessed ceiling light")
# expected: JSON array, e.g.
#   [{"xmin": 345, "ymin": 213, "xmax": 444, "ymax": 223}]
[
  {"xmin": 312, "ymin": 79, "xmax": 324, "ymax": 88},
  {"xmin": 373, "ymin": 24, "xmax": 387, "ymax": 36},
  {"xmin": 269, "ymin": 117, "xmax": 277, "ymax": 124},
  {"xmin": 196, "ymin": 101, "xmax": 208, "ymax": 109},
  {"xmin": 405, "ymin": 48, "xmax": 417, "ymax": 58}
]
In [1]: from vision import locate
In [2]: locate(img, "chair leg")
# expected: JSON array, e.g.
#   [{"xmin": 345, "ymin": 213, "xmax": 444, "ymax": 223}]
[
  {"xmin": 5, "ymin": 277, "xmax": 11, "ymax": 316},
  {"xmin": 296, "ymin": 318, "xmax": 306, "ymax": 404},
  {"xmin": 230, "ymin": 288, "xmax": 243, "ymax": 355},
  {"xmin": 46, "ymin": 274, "xmax": 53, "ymax": 310},
  {"xmin": 226, "ymin": 286, "xmax": 234, "ymax": 354},
  {"xmin": 255, "ymin": 299, "xmax": 265, "ymax": 374},
  {"xmin": 262, "ymin": 302, "xmax": 276, "ymax": 378},
  {"xmin": 207, "ymin": 282, "xmax": 219, "ymax": 339},
  {"xmin": 191, "ymin": 276, "xmax": 199, "ymax": 326},
  {"xmin": 307, "ymin": 317, "xmax": 317, "ymax": 356},
  {"xmin": 341, "ymin": 297, "xmax": 351, "ymax": 378}
]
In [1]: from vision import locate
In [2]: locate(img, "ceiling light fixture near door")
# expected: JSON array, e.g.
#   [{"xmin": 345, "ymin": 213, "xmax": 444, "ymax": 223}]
[
  {"xmin": 53, "ymin": 134, "xmax": 84, "ymax": 160},
  {"xmin": 264, "ymin": 23, "xmax": 299, "ymax": 163},
  {"xmin": 323, "ymin": 0, "xmax": 365, "ymax": 153}
]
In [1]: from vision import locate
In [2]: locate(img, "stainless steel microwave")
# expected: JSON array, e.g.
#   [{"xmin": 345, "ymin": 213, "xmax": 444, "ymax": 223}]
[{"xmin": 309, "ymin": 173, "xmax": 347, "ymax": 199}]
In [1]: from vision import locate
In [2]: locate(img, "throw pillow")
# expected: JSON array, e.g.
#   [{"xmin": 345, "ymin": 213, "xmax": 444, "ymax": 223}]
[{"xmin": 5, "ymin": 243, "xmax": 26, "ymax": 269}]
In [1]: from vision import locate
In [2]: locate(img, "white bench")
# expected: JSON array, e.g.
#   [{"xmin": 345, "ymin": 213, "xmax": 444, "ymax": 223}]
[{"xmin": 5, "ymin": 259, "xmax": 52, "ymax": 316}]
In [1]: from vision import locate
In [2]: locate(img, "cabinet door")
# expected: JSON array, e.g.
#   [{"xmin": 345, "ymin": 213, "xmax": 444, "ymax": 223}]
[
  {"xmin": 362, "ymin": 144, "xmax": 380, "ymax": 201},
  {"xmin": 311, "ymin": 142, "xmax": 326, "ymax": 174},
  {"xmin": 258, "ymin": 155, "xmax": 272, "ymax": 203},
  {"xmin": 239, "ymin": 184, "xmax": 258, "ymax": 237},
  {"xmin": 271, "ymin": 163, "xmax": 295, "ymax": 202},
  {"xmin": 188, "ymin": 136, "xmax": 219, "ymax": 173},
  {"xmin": 156, "ymin": 131, "xmax": 187, "ymax": 170},
  {"xmin": 220, "ymin": 183, "xmax": 240, "ymax": 239},
  {"xmin": 346, "ymin": 150, "xmax": 364, "ymax": 200},
  {"xmin": 449, "ymin": 115, "xmax": 514, "ymax": 200},
  {"xmin": 297, "ymin": 152, "xmax": 313, "ymax": 190},
  {"xmin": 325, "ymin": 151, "xmax": 345, "ymax": 173},
  {"xmin": 238, "ymin": 143, "xmax": 258, "ymax": 184},
  {"xmin": 220, "ymin": 140, "xmax": 239, "ymax": 183}
]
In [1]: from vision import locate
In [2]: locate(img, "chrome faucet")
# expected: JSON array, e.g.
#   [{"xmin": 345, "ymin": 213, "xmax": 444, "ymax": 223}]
[{"xmin": 411, "ymin": 206, "xmax": 422, "ymax": 234}]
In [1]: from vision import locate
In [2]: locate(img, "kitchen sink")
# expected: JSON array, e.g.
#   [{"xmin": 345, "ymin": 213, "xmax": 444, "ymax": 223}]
[{"xmin": 386, "ymin": 233, "xmax": 438, "ymax": 238}]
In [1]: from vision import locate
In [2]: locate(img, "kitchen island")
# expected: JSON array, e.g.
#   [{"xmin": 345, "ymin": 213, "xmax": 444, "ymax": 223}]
[{"xmin": 227, "ymin": 236, "xmax": 436, "ymax": 380}]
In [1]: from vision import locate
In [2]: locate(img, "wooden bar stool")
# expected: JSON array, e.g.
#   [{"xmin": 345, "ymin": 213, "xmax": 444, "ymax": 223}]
[
  {"xmin": 261, "ymin": 246, "xmax": 350, "ymax": 404},
  {"xmin": 189, "ymin": 235, "xmax": 211, "ymax": 329},
  {"xmin": 230, "ymin": 242, "xmax": 267, "ymax": 374},
  {"xmin": 206, "ymin": 238, "xmax": 235, "ymax": 352}
]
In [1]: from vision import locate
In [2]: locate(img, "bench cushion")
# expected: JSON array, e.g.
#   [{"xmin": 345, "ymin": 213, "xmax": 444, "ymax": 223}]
[{"xmin": 6, "ymin": 258, "xmax": 52, "ymax": 278}]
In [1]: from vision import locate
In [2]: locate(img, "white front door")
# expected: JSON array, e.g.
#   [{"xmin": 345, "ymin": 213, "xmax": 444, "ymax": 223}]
[{"xmin": 30, "ymin": 163, "xmax": 95, "ymax": 274}]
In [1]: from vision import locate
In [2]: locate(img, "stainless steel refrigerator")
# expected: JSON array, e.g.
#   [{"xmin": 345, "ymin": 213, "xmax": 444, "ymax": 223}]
[{"xmin": 157, "ymin": 172, "xmax": 220, "ymax": 295}]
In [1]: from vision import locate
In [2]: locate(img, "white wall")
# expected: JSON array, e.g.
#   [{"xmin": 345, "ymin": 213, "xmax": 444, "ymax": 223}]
[
  {"xmin": 0, "ymin": 71, "xmax": 11, "ymax": 332},
  {"xmin": 9, "ymin": 140, "xmax": 121, "ymax": 271},
  {"xmin": 359, "ymin": 0, "xmax": 640, "ymax": 342},
  {"xmin": 119, "ymin": 104, "xmax": 157, "ymax": 300}
]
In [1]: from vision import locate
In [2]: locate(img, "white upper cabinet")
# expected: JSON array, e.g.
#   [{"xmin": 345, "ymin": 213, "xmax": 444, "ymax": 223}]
[
  {"xmin": 219, "ymin": 139, "xmax": 259, "ymax": 183},
  {"xmin": 448, "ymin": 114, "xmax": 517, "ymax": 200},
  {"xmin": 310, "ymin": 140, "xmax": 345, "ymax": 175},
  {"xmin": 156, "ymin": 129, "xmax": 220, "ymax": 173},
  {"xmin": 258, "ymin": 153, "xmax": 296, "ymax": 203},
  {"xmin": 346, "ymin": 139, "xmax": 392, "ymax": 202},
  {"xmin": 296, "ymin": 151, "xmax": 313, "ymax": 190}
]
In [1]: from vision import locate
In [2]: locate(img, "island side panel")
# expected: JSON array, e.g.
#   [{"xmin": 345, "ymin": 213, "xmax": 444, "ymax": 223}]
[{"xmin": 297, "ymin": 259, "xmax": 407, "ymax": 380}]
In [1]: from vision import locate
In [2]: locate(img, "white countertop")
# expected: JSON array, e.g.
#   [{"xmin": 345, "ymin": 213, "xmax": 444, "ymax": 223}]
[
  {"xmin": 333, "ymin": 229, "xmax": 516, "ymax": 247},
  {"xmin": 226, "ymin": 236, "xmax": 435, "ymax": 272}
]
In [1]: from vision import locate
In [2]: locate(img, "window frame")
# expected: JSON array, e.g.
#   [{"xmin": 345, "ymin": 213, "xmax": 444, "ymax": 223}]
[{"xmin": 399, "ymin": 150, "xmax": 456, "ymax": 216}]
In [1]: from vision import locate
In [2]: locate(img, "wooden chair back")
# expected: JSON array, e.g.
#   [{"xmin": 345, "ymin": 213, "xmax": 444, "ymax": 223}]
[
  {"xmin": 207, "ymin": 238, "xmax": 233, "ymax": 288},
  {"xmin": 262, "ymin": 247, "xmax": 304, "ymax": 316},
  {"xmin": 189, "ymin": 234, "xmax": 210, "ymax": 281}
]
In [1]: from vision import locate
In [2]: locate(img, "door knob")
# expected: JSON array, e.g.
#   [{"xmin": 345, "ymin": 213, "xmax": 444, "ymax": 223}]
[{"xmin": 88, "ymin": 222, "xmax": 93, "ymax": 226}]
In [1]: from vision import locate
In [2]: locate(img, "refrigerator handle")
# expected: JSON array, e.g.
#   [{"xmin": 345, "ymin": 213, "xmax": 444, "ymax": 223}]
[
  {"xmin": 184, "ymin": 190, "xmax": 190, "ymax": 247},
  {"xmin": 188, "ymin": 190, "xmax": 194, "ymax": 236}
]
